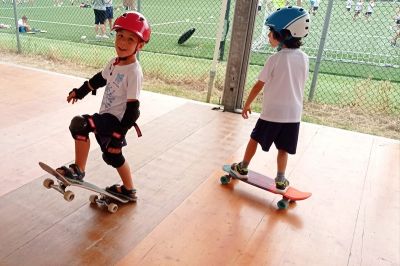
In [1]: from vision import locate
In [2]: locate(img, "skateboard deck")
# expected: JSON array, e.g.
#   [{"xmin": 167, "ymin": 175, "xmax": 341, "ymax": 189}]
[
  {"xmin": 39, "ymin": 162, "xmax": 129, "ymax": 213},
  {"xmin": 221, "ymin": 165, "xmax": 311, "ymax": 209},
  {"xmin": 178, "ymin": 27, "xmax": 196, "ymax": 45}
]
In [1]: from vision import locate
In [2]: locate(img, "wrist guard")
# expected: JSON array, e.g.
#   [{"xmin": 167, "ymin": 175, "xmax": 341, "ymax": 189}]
[{"xmin": 70, "ymin": 81, "xmax": 91, "ymax": 100}]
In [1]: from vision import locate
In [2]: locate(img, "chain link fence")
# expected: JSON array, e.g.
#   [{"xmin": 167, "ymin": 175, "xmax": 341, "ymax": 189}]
[
  {"xmin": 249, "ymin": 0, "xmax": 400, "ymax": 117},
  {"xmin": 0, "ymin": 0, "xmax": 399, "ymax": 130}
]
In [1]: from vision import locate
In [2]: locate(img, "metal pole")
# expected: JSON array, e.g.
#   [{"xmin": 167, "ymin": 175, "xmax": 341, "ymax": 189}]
[
  {"xmin": 206, "ymin": 0, "xmax": 228, "ymax": 103},
  {"xmin": 137, "ymin": 0, "xmax": 141, "ymax": 61},
  {"xmin": 308, "ymin": 0, "xmax": 333, "ymax": 101},
  {"xmin": 222, "ymin": 0, "xmax": 258, "ymax": 112},
  {"xmin": 218, "ymin": 0, "xmax": 231, "ymax": 61},
  {"xmin": 12, "ymin": 0, "xmax": 21, "ymax": 53}
]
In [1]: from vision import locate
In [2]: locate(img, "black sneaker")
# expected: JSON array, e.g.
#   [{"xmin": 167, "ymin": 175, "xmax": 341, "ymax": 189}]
[
  {"xmin": 106, "ymin": 184, "xmax": 137, "ymax": 202},
  {"xmin": 56, "ymin": 164, "xmax": 85, "ymax": 183},
  {"xmin": 230, "ymin": 162, "xmax": 249, "ymax": 180},
  {"xmin": 275, "ymin": 178, "xmax": 289, "ymax": 193}
]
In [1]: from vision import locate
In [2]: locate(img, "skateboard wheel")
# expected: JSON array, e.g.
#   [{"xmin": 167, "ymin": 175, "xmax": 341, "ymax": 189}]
[
  {"xmin": 277, "ymin": 199, "xmax": 289, "ymax": 209},
  {"xmin": 220, "ymin": 175, "xmax": 231, "ymax": 185},
  {"xmin": 89, "ymin": 194, "xmax": 98, "ymax": 204},
  {"xmin": 64, "ymin": 190, "xmax": 75, "ymax": 202},
  {"xmin": 43, "ymin": 178, "xmax": 54, "ymax": 189},
  {"xmin": 108, "ymin": 203, "xmax": 118, "ymax": 213}
]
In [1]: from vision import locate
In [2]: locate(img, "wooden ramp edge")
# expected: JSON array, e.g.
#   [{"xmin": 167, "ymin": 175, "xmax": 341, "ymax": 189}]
[{"xmin": 117, "ymin": 127, "xmax": 400, "ymax": 266}]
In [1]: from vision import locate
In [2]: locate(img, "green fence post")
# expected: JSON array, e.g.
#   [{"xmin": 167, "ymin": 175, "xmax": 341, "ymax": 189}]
[
  {"xmin": 308, "ymin": 0, "xmax": 334, "ymax": 102},
  {"xmin": 12, "ymin": 0, "xmax": 21, "ymax": 53}
]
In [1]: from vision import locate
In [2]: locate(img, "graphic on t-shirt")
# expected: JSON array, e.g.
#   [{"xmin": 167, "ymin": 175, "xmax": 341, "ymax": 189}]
[
  {"xmin": 103, "ymin": 83, "xmax": 116, "ymax": 109},
  {"xmin": 115, "ymin": 73, "xmax": 124, "ymax": 86}
]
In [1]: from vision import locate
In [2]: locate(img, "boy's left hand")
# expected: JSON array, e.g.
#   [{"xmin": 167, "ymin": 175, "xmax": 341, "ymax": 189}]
[{"xmin": 242, "ymin": 105, "xmax": 251, "ymax": 119}]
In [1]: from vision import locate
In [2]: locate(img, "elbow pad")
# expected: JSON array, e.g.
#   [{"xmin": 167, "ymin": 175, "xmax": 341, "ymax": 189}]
[
  {"xmin": 88, "ymin": 72, "xmax": 107, "ymax": 95},
  {"xmin": 120, "ymin": 101, "xmax": 140, "ymax": 133}
]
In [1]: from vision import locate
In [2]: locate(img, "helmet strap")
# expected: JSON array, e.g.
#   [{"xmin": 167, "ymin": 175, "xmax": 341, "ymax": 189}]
[{"xmin": 277, "ymin": 36, "xmax": 292, "ymax": 51}]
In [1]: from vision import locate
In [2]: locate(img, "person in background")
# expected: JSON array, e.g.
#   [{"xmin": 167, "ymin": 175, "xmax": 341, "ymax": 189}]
[
  {"xmin": 92, "ymin": 0, "xmax": 109, "ymax": 38},
  {"xmin": 346, "ymin": 0, "xmax": 353, "ymax": 12},
  {"xmin": 105, "ymin": 0, "xmax": 114, "ymax": 35},
  {"xmin": 353, "ymin": 0, "xmax": 363, "ymax": 20},
  {"xmin": 391, "ymin": 8, "xmax": 400, "ymax": 46},
  {"xmin": 18, "ymin": 15, "xmax": 31, "ymax": 33},
  {"xmin": 364, "ymin": 0, "xmax": 375, "ymax": 21}
]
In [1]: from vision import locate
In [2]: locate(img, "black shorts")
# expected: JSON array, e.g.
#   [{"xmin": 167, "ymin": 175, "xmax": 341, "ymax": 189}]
[
  {"xmin": 94, "ymin": 9, "xmax": 107, "ymax": 24},
  {"xmin": 250, "ymin": 119, "xmax": 300, "ymax": 154},
  {"xmin": 106, "ymin": 6, "xmax": 113, "ymax": 19},
  {"xmin": 91, "ymin": 113, "xmax": 127, "ymax": 152}
]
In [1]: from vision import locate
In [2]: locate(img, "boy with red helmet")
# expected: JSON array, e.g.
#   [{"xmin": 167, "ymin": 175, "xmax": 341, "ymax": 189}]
[{"xmin": 56, "ymin": 11, "xmax": 151, "ymax": 201}]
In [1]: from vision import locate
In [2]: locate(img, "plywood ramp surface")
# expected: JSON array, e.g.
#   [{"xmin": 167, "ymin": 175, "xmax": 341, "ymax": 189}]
[
  {"xmin": 1, "ymin": 63, "xmax": 399, "ymax": 266},
  {"xmin": 118, "ymin": 127, "xmax": 399, "ymax": 266},
  {"xmin": 0, "ymin": 62, "xmax": 187, "ymax": 196}
]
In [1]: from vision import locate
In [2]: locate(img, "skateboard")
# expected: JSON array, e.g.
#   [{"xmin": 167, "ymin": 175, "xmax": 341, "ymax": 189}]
[
  {"xmin": 178, "ymin": 27, "xmax": 196, "ymax": 45},
  {"xmin": 221, "ymin": 165, "xmax": 311, "ymax": 209},
  {"xmin": 39, "ymin": 162, "xmax": 129, "ymax": 213}
]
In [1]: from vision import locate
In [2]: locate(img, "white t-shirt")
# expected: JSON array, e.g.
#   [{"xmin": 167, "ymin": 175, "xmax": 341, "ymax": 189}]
[
  {"xmin": 100, "ymin": 58, "xmax": 142, "ymax": 121},
  {"xmin": 355, "ymin": 2, "xmax": 363, "ymax": 11},
  {"xmin": 17, "ymin": 19, "xmax": 25, "ymax": 27},
  {"xmin": 105, "ymin": 0, "xmax": 112, "ymax": 8},
  {"xmin": 367, "ymin": 2, "xmax": 374, "ymax": 13},
  {"xmin": 257, "ymin": 48, "xmax": 309, "ymax": 123}
]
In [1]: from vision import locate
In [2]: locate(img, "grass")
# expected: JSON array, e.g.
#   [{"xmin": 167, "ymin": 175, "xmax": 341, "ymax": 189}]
[
  {"xmin": 2, "ymin": 48, "xmax": 399, "ymax": 140},
  {"xmin": 1, "ymin": 0, "xmax": 399, "ymax": 78},
  {"xmin": 0, "ymin": 0, "xmax": 399, "ymax": 139}
]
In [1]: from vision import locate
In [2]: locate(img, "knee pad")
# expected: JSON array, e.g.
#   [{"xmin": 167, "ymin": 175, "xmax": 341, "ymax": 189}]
[
  {"xmin": 69, "ymin": 115, "xmax": 93, "ymax": 141},
  {"xmin": 102, "ymin": 152, "xmax": 125, "ymax": 168}
]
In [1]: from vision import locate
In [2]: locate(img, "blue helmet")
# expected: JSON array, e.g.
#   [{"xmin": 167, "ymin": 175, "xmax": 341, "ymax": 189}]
[{"xmin": 265, "ymin": 6, "xmax": 310, "ymax": 38}]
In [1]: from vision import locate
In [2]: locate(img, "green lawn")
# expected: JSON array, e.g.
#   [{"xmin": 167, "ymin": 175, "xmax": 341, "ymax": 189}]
[{"xmin": 0, "ymin": 0, "xmax": 399, "ymax": 115}]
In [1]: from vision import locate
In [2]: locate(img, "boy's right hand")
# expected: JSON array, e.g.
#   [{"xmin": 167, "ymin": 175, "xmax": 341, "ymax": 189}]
[
  {"xmin": 242, "ymin": 105, "xmax": 251, "ymax": 119},
  {"xmin": 67, "ymin": 90, "xmax": 78, "ymax": 104}
]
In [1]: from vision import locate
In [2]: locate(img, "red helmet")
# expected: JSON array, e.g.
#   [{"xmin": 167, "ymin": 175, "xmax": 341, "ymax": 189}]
[{"xmin": 112, "ymin": 11, "xmax": 151, "ymax": 43}]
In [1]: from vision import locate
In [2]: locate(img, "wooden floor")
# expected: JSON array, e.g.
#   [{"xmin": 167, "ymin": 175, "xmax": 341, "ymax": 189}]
[{"xmin": 0, "ymin": 62, "xmax": 399, "ymax": 266}]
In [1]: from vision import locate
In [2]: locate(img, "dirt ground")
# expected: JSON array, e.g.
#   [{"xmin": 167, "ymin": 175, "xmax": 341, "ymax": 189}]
[{"xmin": 2, "ymin": 51, "xmax": 398, "ymax": 140}]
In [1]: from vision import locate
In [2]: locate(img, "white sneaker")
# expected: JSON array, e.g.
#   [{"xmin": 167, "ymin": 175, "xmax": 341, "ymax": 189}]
[
  {"xmin": 95, "ymin": 34, "xmax": 101, "ymax": 39},
  {"xmin": 101, "ymin": 34, "xmax": 109, "ymax": 39}
]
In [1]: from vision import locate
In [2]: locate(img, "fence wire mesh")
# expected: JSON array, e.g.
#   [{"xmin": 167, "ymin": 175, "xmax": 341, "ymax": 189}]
[
  {"xmin": 0, "ymin": 0, "xmax": 399, "ymax": 126},
  {"xmin": 249, "ymin": 0, "xmax": 400, "ymax": 117}
]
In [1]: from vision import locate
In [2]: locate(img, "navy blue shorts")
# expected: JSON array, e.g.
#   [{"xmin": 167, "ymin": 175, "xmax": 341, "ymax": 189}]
[
  {"xmin": 106, "ymin": 6, "xmax": 113, "ymax": 19},
  {"xmin": 250, "ymin": 119, "xmax": 300, "ymax": 154},
  {"xmin": 94, "ymin": 9, "xmax": 107, "ymax": 24},
  {"xmin": 90, "ymin": 113, "xmax": 127, "ymax": 152}
]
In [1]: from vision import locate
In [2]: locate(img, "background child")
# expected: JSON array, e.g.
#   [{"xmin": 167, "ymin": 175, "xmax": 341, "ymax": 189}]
[
  {"xmin": 92, "ymin": 0, "xmax": 108, "ymax": 38},
  {"xmin": 18, "ymin": 15, "xmax": 31, "ymax": 32},
  {"xmin": 310, "ymin": 0, "xmax": 319, "ymax": 15},
  {"xmin": 230, "ymin": 6, "xmax": 310, "ymax": 191},
  {"xmin": 105, "ymin": 0, "xmax": 114, "ymax": 35},
  {"xmin": 391, "ymin": 8, "xmax": 400, "ymax": 46},
  {"xmin": 364, "ymin": 0, "xmax": 375, "ymax": 20},
  {"xmin": 354, "ymin": 0, "xmax": 363, "ymax": 20},
  {"xmin": 57, "ymin": 11, "xmax": 151, "ymax": 201},
  {"xmin": 346, "ymin": 0, "xmax": 353, "ymax": 12}
]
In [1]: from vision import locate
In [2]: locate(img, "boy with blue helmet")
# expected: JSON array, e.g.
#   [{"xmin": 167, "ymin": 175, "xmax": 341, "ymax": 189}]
[{"xmin": 231, "ymin": 6, "xmax": 310, "ymax": 192}]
